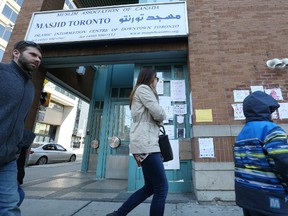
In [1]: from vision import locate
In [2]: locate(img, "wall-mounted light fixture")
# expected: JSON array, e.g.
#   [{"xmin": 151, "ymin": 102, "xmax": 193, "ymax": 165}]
[
  {"xmin": 76, "ymin": 66, "xmax": 86, "ymax": 75},
  {"xmin": 266, "ymin": 58, "xmax": 288, "ymax": 69}
]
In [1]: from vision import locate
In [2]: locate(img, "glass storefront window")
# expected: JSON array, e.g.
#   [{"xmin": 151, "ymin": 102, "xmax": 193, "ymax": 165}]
[
  {"xmin": 34, "ymin": 123, "xmax": 56, "ymax": 143},
  {"xmin": 120, "ymin": 88, "xmax": 132, "ymax": 98},
  {"xmin": 174, "ymin": 65, "xmax": 184, "ymax": 79},
  {"xmin": 155, "ymin": 65, "xmax": 171, "ymax": 79},
  {"xmin": 34, "ymin": 123, "xmax": 50, "ymax": 135},
  {"xmin": 112, "ymin": 105, "xmax": 131, "ymax": 142}
]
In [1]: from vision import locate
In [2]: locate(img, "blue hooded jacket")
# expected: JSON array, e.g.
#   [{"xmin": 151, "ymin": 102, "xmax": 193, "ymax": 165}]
[
  {"xmin": 234, "ymin": 91, "xmax": 288, "ymax": 215},
  {"xmin": 0, "ymin": 61, "xmax": 34, "ymax": 167}
]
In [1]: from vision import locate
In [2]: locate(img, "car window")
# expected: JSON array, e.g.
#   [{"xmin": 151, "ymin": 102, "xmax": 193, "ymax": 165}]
[
  {"xmin": 55, "ymin": 144, "xmax": 66, "ymax": 151},
  {"xmin": 43, "ymin": 144, "xmax": 56, "ymax": 150},
  {"xmin": 31, "ymin": 143, "xmax": 43, "ymax": 148}
]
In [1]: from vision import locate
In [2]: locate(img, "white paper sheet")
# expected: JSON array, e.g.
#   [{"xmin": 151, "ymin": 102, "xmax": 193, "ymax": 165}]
[
  {"xmin": 163, "ymin": 139, "xmax": 180, "ymax": 170},
  {"xmin": 170, "ymin": 80, "xmax": 186, "ymax": 101},
  {"xmin": 199, "ymin": 138, "xmax": 214, "ymax": 158},
  {"xmin": 233, "ymin": 90, "xmax": 250, "ymax": 102},
  {"xmin": 231, "ymin": 103, "xmax": 245, "ymax": 120}
]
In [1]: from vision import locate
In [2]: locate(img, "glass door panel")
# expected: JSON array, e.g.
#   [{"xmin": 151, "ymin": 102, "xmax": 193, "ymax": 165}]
[{"xmin": 109, "ymin": 102, "xmax": 132, "ymax": 155}]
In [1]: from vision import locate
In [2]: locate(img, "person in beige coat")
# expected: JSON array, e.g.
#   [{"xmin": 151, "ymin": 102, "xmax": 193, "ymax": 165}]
[{"xmin": 107, "ymin": 68, "xmax": 167, "ymax": 216}]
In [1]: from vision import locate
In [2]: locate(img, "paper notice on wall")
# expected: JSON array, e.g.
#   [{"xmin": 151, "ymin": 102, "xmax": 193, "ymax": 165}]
[
  {"xmin": 278, "ymin": 103, "xmax": 288, "ymax": 119},
  {"xmin": 233, "ymin": 90, "xmax": 250, "ymax": 102},
  {"xmin": 231, "ymin": 103, "xmax": 245, "ymax": 120},
  {"xmin": 250, "ymin": 86, "xmax": 264, "ymax": 92},
  {"xmin": 199, "ymin": 138, "xmax": 214, "ymax": 158},
  {"xmin": 272, "ymin": 110, "xmax": 279, "ymax": 120},
  {"xmin": 165, "ymin": 125, "xmax": 175, "ymax": 139},
  {"xmin": 265, "ymin": 88, "xmax": 283, "ymax": 101},
  {"xmin": 195, "ymin": 109, "xmax": 213, "ymax": 122},
  {"xmin": 163, "ymin": 140, "xmax": 180, "ymax": 170},
  {"xmin": 170, "ymin": 80, "xmax": 186, "ymax": 101},
  {"xmin": 156, "ymin": 79, "xmax": 164, "ymax": 95},
  {"xmin": 174, "ymin": 104, "xmax": 187, "ymax": 115},
  {"xmin": 159, "ymin": 96, "xmax": 173, "ymax": 120},
  {"xmin": 177, "ymin": 115, "xmax": 185, "ymax": 124},
  {"xmin": 157, "ymin": 72, "xmax": 163, "ymax": 79},
  {"xmin": 190, "ymin": 91, "xmax": 193, "ymax": 115}
]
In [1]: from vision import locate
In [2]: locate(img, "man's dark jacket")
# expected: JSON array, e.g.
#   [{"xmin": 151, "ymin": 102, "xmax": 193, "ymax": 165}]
[{"xmin": 0, "ymin": 61, "xmax": 34, "ymax": 167}]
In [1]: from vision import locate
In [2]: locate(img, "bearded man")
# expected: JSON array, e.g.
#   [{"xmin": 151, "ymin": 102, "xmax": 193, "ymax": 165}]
[{"xmin": 0, "ymin": 41, "xmax": 42, "ymax": 216}]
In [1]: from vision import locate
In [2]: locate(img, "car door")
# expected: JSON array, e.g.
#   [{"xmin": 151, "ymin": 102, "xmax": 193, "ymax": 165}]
[
  {"xmin": 55, "ymin": 144, "xmax": 70, "ymax": 162},
  {"xmin": 43, "ymin": 144, "xmax": 58, "ymax": 163}
]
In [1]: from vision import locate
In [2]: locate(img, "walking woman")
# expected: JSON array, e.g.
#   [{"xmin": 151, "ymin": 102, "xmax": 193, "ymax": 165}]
[{"xmin": 107, "ymin": 68, "xmax": 168, "ymax": 216}]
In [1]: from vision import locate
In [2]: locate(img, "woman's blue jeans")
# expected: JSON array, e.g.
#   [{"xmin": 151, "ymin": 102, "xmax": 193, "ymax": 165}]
[
  {"xmin": 117, "ymin": 153, "xmax": 168, "ymax": 216},
  {"xmin": 0, "ymin": 160, "xmax": 21, "ymax": 216}
]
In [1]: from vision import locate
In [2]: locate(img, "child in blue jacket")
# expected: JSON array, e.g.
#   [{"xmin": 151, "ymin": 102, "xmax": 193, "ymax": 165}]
[{"xmin": 234, "ymin": 91, "xmax": 288, "ymax": 216}]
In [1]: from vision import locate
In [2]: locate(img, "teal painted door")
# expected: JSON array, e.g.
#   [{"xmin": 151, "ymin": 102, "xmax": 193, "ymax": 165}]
[
  {"xmin": 105, "ymin": 100, "xmax": 131, "ymax": 179},
  {"xmin": 108, "ymin": 101, "xmax": 131, "ymax": 156}
]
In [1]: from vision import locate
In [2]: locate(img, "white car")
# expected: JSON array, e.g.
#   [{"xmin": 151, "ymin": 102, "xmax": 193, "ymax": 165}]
[{"xmin": 28, "ymin": 142, "xmax": 76, "ymax": 165}]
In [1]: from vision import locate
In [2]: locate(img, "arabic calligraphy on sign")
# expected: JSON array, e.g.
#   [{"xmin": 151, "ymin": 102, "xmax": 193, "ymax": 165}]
[{"xmin": 119, "ymin": 14, "xmax": 181, "ymax": 24}]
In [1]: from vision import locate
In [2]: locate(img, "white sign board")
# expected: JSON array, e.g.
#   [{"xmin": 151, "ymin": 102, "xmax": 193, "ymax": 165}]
[{"xmin": 25, "ymin": 2, "xmax": 188, "ymax": 44}]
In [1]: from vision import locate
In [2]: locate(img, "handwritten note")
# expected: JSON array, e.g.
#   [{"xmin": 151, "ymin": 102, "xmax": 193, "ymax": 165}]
[
  {"xmin": 174, "ymin": 104, "xmax": 187, "ymax": 115},
  {"xmin": 265, "ymin": 88, "xmax": 283, "ymax": 101},
  {"xmin": 231, "ymin": 104, "xmax": 245, "ymax": 120},
  {"xmin": 233, "ymin": 90, "xmax": 250, "ymax": 102},
  {"xmin": 170, "ymin": 80, "xmax": 186, "ymax": 101}
]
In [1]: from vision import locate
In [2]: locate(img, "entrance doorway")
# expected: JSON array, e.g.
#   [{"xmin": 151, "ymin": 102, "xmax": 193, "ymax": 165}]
[{"xmin": 106, "ymin": 101, "xmax": 131, "ymax": 179}]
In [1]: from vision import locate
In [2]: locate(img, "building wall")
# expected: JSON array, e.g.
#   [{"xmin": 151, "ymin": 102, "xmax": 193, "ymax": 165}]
[{"xmin": 187, "ymin": 0, "xmax": 288, "ymax": 200}]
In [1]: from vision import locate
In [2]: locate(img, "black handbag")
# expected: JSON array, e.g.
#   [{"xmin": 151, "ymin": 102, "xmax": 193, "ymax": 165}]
[{"xmin": 159, "ymin": 126, "xmax": 173, "ymax": 162}]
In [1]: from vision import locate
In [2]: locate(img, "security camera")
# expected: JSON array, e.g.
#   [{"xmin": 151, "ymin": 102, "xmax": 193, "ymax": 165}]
[{"xmin": 266, "ymin": 58, "xmax": 283, "ymax": 69}]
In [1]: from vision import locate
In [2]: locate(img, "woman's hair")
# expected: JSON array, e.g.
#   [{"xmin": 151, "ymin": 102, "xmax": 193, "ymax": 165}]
[{"xmin": 129, "ymin": 68, "xmax": 156, "ymax": 108}]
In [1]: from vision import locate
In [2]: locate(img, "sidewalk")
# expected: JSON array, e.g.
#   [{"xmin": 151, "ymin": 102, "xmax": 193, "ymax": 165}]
[{"xmin": 20, "ymin": 168, "xmax": 242, "ymax": 216}]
